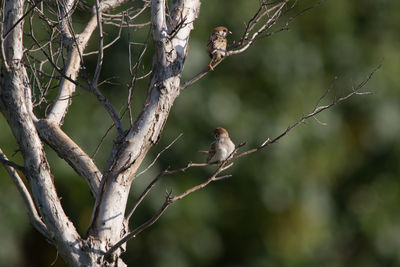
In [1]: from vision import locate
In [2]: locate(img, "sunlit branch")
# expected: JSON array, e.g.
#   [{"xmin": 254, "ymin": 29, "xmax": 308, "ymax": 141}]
[
  {"xmin": 106, "ymin": 63, "xmax": 379, "ymax": 257},
  {"xmin": 233, "ymin": 64, "xmax": 380, "ymax": 159},
  {"xmin": 0, "ymin": 149, "xmax": 51, "ymax": 242},
  {"xmin": 105, "ymin": 144, "xmax": 244, "ymax": 257},
  {"xmin": 181, "ymin": 0, "xmax": 321, "ymax": 90}
]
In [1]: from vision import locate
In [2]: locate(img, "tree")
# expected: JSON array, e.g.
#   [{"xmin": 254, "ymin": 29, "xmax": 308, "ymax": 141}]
[{"xmin": 0, "ymin": 0, "xmax": 377, "ymax": 266}]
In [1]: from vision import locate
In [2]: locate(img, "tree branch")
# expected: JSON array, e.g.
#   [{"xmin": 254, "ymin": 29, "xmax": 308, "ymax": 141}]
[
  {"xmin": 135, "ymin": 133, "xmax": 183, "ymax": 178},
  {"xmin": 181, "ymin": 0, "xmax": 320, "ymax": 90},
  {"xmin": 0, "ymin": 148, "xmax": 51, "ymax": 241},
  {"xmin": 2, "ymin": 0, "xmax": 41, "ymax": 39},
  {"xmin": 229, "ymin": 1, "xmax": 288, "ymax": 55},
  {"xmin": 35, "ymin": 119, "xmax": 102, "ymax": 196},
  {"xmin": 88, "ymin": 0, "xmax": 201, "ymax": 256},
  {"xmin": 104, "ymin": 63, "xmax": 379, "ymax": 256},
  {"xmin": 1, "ymin": 1, "xmax": 83, "ymax": 265},
  {"xmin": 46, "ymin": 0, "xmax": 136, "ymax": 126},
  {"xmin": 0, "ymin": 155, "xmax": 25, "ymax": 173},
  {"xmin": 105, "ymin": 144, "xmax": 244, "ymax": 256},
  {"xmin": 92, "ymin": 0, "xmax": 104, "ymax": 87},
  {"xmin": 234, "ymin": 64, "xmax": 381, "ymax": 159}
]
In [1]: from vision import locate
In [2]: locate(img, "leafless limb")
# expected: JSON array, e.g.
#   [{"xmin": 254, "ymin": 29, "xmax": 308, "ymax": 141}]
[
  {"xmin": 126, "ymin": 27, "xmax": 151, "ymax": 126},
  {"xmin": 2, "ymin": 0, "xmax": 42, "ymax": 39},
  {"xmin": 105, "ymin": 143, "xmax": 245, "ymax": 256},
  {"xmin": 85, "ymin": 1, "xmax": 125, "ymax": 137},
  {"xmin": 89, "ymin": 85, "xmax": 124, "ymax": 138},
  {"xmin": 0, "ymin": 155, "xmax": 25, "ymax": 172},
  {"xmin": 234, "ymin": 64, "xmax": 380, "ymax": 160},
  {"xmin": 125, "ymin": 170, "xmax": 166, "ymax": 221},
  {"xmin": 83, "ymin": 19, "xmax": 123, "ymax": 56},
  {"xmin": 180, "ymin": 1, "xmax": 287, "ymax": 90},
  {"xmin": 125, "ymin": 133, "xmax": 184, "ymax": 221},
  {"xmin": 91, "ymin": 123, "xmax": 115, "ymax": 159},
  {"xmin": 35, "ymin": 119, "xmax": 102, "ymax": 196},
  {"xmin": 93, "ymin": 0, "xmax": 104, "ymax": 87},
  {"xmin": 105, "ymin": 64, "xmax": 379, "ymax": 256},
  {"xmin": 27, "ymin": 25, "xmax": 90, "ymax": 92},
  {"xmin": 102, "ymin": 1, "xmax": 150, "ymax": 28},
  {"xmin": 0, "ymin": 149, "xmax": 51, "ymax": 242},
  {"xmin": 136, "ymin": 133, "xmax": 183, "ymax": 178},
  {"xmin": 180, "ymin": 65, "xmax": 212, "ymax": 90},
  {"xmin": 181, "ymin": 0, "xmax": 321, "ymax": 90}
]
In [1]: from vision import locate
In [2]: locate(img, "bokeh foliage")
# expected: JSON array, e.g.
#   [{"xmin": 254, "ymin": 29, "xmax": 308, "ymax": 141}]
[{"xmin": 1, "ymin": 0, "xmax": 400, "ymax": 266}]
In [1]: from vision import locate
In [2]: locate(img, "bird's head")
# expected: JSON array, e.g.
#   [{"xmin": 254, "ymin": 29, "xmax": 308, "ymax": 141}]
[
  {"xmin": 213, "ymin": 127, "xmax": 229, "ymax": 139},
  {"xmin": 213, "ymin": 26, "xmax": 232, "ymax": 38}
]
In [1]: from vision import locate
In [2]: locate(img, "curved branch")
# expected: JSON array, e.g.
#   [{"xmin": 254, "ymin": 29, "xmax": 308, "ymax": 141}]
[
  {"xmin": 1, "ymin": 1, "xmax": 83, "ymax": 265},
  {"xmin": 88, "ymin": 0, "xmax": 201, "ymax": 257},
  {"xmin": 47, "ymin": 0, "xmax": 139, "ymax": 126},
  {"xmin": 234, "ymin": 64, "xmax": 381, "ymax": 160},
  {"xmin": 35, "ymin": 119, "xmax": 102, "ymax": 195},
  {"xmin": 0, "ymin": 149, "xmax": 51, "ymax": 241},
  {"xmin": 104, "ymin": 144, "xmax": 243, "ymax": 257},
  {"xmin": 106, "ymin": 64, "xmax": 380, "ymax": 256},
  {"xmin": 181, "ymin": 0, "xmax": 321, "ymax": 90}
]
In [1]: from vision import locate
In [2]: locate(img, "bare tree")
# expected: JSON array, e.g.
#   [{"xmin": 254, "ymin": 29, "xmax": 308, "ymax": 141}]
[{"xmin": 0, "ymin": 0, "xmax": 378, "ymax": 266}]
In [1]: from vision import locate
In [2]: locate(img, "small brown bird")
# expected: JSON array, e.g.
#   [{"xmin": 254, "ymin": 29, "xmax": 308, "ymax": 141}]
[
  {"xmin": 202, "ymin": 127, "xmax": 235, "ymax": 164},
  {"xmin": 207, "ymin": 26, "xmax": 232, "ymax": 70}
]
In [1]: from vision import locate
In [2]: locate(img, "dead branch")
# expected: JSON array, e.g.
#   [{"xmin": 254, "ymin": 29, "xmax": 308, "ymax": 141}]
[
  {"xmin": 105, "ymin": 143, "xmax": 244, "ymax": 256},
  {"xmin": 181, "ymin": 0, "xmax": 321, "ymax": 90},
  {"xmin": 136, "ymin": 133, "xmax": 183, "ymax": 178},
  {"xmin": 234, "ymin": 64, "xmax": 380, "ymax": 159},
  {"xmin": 0, "ymin": 148, "xmax": 51, "ymax": 241},
  {"xmin": 104, "ymin": 63, "xmax": 379, "ymax": 256}
]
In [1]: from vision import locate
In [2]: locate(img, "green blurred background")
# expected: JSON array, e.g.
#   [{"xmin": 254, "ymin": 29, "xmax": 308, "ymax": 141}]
[{"xmin": 1, "ymin": 0, "xmax": 400, "ymax": 266}]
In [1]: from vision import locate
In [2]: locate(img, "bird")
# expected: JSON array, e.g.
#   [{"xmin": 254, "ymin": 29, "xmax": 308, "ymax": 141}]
[
  {"xmin": 201, "ymin": 127, "xmax": 235, "ymax": 164},
  {"xmin": 206, "ymin": 26, "xmax": 232, "ymax": 70}
]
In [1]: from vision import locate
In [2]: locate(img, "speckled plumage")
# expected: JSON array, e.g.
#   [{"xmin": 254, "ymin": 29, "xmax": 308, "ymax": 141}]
[{"xmin": 207, "ymin": 26, "xmax": 231, "ymax": 70}]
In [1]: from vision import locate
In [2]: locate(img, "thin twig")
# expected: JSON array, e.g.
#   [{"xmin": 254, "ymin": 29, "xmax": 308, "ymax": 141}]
[
  {"xmin": 126, "ymin": 170, "xmax": 167, "ymax": 221},
  {"xmin": 234, "ymin": 64, "xmax": 381, "ymax": 160},
  {"xmin": 136, "ymin": 133, "xmax": 183, "ymax": 177},
  {"xmin": 3, "ymin": 0, "xmax": 42, "ymax": 39},
  {"xmin": 181, "ymin": 0, "xmax": 322, "ymax": 91},
  {"xmin": 0, "ymin": 157, "xmax": 25, "ymax": 173},
  {"xmin": 83, "ymin": 19, "xmax": 123, "ymax": 56},
  {"xmin": 106, "ymin": 64, "xmax": 379, "ymax": 256},
  {"xmin": 93, "ymin": 0, "xmax": 104, "ymax": 86},
  {"xmin": 105, "ymin": 143, "xmax": 245, "ymax": 257}
]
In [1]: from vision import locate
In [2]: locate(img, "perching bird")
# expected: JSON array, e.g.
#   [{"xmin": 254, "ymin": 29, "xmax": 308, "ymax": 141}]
[
  {"xmin": 203, "ymin": 127, "xmax": 235, "ymax": 164},
  {"xmin": 206, "ymin": 26, "xmax": 232, "ymax": 70}
]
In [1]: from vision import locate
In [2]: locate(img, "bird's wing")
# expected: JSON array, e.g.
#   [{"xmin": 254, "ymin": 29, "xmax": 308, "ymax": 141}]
[
  {"xmin": 207, "ymin": 141, "xmax": 216, "ymax": 163},
  {"xmin": 206, "ymin": 35, "xmax": 214, "ymax": 57}
]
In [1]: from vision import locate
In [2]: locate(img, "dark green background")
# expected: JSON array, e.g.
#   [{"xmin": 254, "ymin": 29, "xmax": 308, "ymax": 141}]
[{"xmin": 1, "ymin": 0, "xmax": 399, "ymax": 266}]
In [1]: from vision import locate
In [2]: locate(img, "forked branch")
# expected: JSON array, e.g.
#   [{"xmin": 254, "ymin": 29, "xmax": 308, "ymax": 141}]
[
  {"xmin": 234, "ymin": 64, "xmax": 381, "ymax": 159},
  {"xmin": 105, "ymin": 63, "xmax": 379, "ymax": 256},
  {"xmin": 0, "ymin": 149, "xmax": 50, "ymax": 241},
  {"xmin": 105, "ymin": 143, "xmax": 244, "ymax": 257},
  {"xmin": 181, "ymin": 0, "xmax": 321, "ymax": 90}
]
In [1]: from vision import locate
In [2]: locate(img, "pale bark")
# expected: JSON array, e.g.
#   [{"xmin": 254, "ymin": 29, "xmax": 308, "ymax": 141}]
[
  {"xmin": 0, "ymin": 0, "xmax": 376, "ymax": 266},
  {"xmin": 1, "ymin": 0, "xmax": 200, "ymax": 265},
  {"xmin": 1, "ymin": 0, "xmax": 84, "ymax": 265},
  {"xmin": 88, "ymin": 0, "xmax": 201, "ymax": 260}
]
